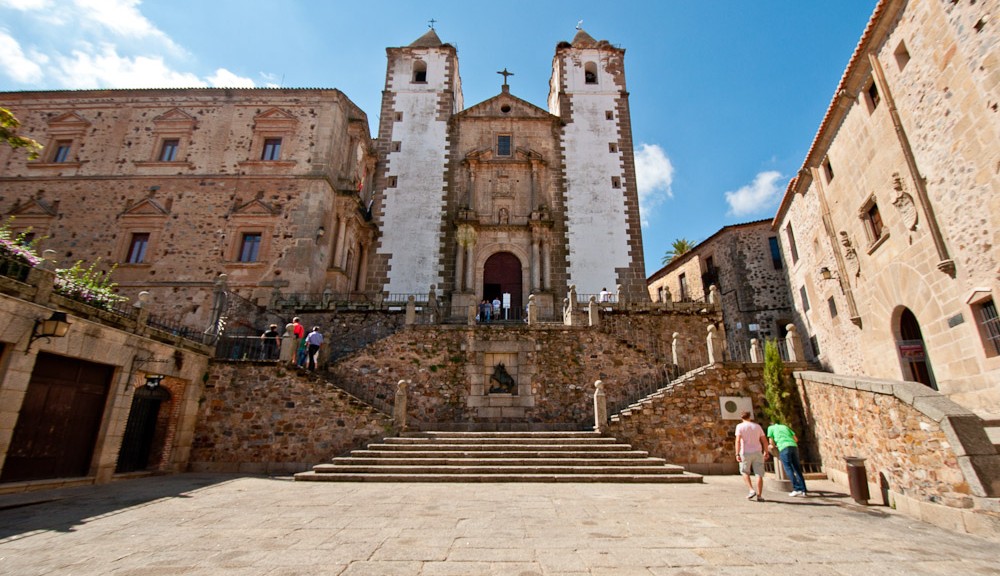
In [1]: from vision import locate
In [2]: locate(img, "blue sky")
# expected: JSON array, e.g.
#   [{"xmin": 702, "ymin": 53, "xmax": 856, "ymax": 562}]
[{"xmin": 0, "ymin": 0, "xmax": 877, "ymax": 276}]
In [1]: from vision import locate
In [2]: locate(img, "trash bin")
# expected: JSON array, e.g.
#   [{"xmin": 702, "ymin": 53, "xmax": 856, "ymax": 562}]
[{"xmin": 844, "ymin": 456, "xmax": 870, "ymax": 505}]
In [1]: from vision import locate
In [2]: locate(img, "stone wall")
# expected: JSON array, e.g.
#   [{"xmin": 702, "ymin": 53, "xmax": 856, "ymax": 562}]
[
  {"xmin": 795, "ymin": 371, "xmax": 1000, "ymax": 507},
  {"xmin": 326, "ymin": 324, "xmax": 679, "ymax": 429},
  {"xmin": 189, "ymin": 363, "xmax": 392, "ymax": 474},
  {"xmin": 605, "ymin": 362, "xmax": 809, "ymax": 475}
]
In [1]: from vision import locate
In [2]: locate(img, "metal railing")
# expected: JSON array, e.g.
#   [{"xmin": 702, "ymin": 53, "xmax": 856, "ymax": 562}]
[
  {"xmin": 215, "ymin": 334, "xmax": 280, "ymax": 361},
  {"xmin": 147, "ymin": 313, "xmax": 204, "ymax": 342},
  {"xmin": 327, "ymin": 322, "xmax": 401, "ymax": 363},
  {"xmin": 321, "ymin": 375, "xmax": 395, "ymax": 414},
  {"xmin": 0, "ymin": 253, "xmax": 32, "ymax": 283}
]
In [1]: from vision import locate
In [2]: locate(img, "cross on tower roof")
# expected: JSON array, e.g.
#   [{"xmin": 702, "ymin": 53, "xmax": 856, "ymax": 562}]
[
  {"xmin": 428, "ymin": 18, "xmax": 436, "ymax": 29},
  {"xmin": 497, "ymin": 68, "xmax": 514, "ymax": 87}
]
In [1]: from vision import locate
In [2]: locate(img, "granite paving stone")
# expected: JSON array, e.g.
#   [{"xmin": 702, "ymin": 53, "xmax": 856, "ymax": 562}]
[{"xmin": 0, "ymin": 473, "xmax": 997, "ymax": 575}]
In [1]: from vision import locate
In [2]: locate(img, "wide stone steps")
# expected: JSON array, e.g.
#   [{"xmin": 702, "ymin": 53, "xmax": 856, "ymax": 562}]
[{"xmin": 296, "ymin": 430, "xmax": 702, "ymax": 483}]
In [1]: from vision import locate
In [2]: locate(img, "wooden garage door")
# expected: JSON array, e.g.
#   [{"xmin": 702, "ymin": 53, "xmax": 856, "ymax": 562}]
[{"xmin": 1, "ymin": 353, "xmax": 114, "ymax": 483}]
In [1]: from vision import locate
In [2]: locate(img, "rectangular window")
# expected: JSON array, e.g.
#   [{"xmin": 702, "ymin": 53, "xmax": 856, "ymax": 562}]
[
  {"xmin": 387, "ymin": 175, "xmax": 398, "ymax": 188},
  {"xmin": 810, "ymin": 335, "xmax": 820, "ymax": 358},
  {"xmin": 611, "ymin": 176, "xmax": 621, "ymax": 189},
  {"xmin": 786, "ymin": 225, "xmax": 799, "ymax": 264},
  {"xmin": 52, "ymin": 140, "xmax": 72, "ymax": 163},
  {"xmin": 391, "ymin": 141, "xmax": 401, "ymax": 152},
  {"xmin": 768, "ymin": 237, "xmax": 783, "ymax": 270},
  {"xmin": 823, "ymin": 158, "xmax": 834, "ymax": 182},
  {"xmin": 828, "ymin": 296, "xmax": 838, "ymax": 318},
  {"xmin": 261, "ymin": 138, "xmax": 282, "ymax": 161},
  {"xmin": 159, "ymin": 139, "xmax": 179, "ymax": 162},
  {"xmin": 800, "ymin": 286, "xmax": 810, "ymax": 312},
  {"xmin": 866, "ymin": 203, "xmax": 884, "ymax": 241},
  {"xmin": 496, "ymin": 134, "xmax": 512, "ymax": 157},
  {"xmin": 679, "ymin": 273, "xmax": 689, "ymax": 301},
  {"xmin": 605, "ymin": 111, "xmax": 614, "ymax": 120},
  {"xmin": 239, "ymin": 233, "xmax": 262, "ymax": 262},
  {"xmin": 973, "ymin": 298, "xmax": 1000, "ymax": 357},
  {"xmin": 867, "ymin": 80, "xmax": 881, "ymax": 110},
  {"xmin": 394, "ymin": 111, "xmax": 403, "ymax": 122},
  {"xmin": 657, "ymin": 287, "xmax": 664, "ymax": 303},
  {"xmin": 127, "ymin": 233, "xmax": 150, "ymax": 264},
  {"xmin": 609, "ymin": 143, "xmax": 618, "ymax": 153}
]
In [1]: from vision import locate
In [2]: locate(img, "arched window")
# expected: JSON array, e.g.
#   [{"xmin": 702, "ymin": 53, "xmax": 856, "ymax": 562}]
[
  {"xmin": 413, "ymin": 60, "xmax": 427, "ymax": 83},
  {"xmin": 584, "ymin": 62, "xmax": 598, "ymax": 85}
]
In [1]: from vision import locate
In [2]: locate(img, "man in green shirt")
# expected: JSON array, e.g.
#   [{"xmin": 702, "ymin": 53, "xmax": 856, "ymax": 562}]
[{"xmin": 767, "ymin": 423, "xmax": 808, "ymax": 496}]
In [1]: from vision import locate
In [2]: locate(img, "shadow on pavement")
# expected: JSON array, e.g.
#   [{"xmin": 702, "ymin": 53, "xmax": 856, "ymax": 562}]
[{"xmin": 0, "ymin": 473, "xmax": 245, "ymax": 541}]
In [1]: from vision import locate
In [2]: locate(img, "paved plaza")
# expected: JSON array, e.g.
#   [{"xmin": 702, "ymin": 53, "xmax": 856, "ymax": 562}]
[{"xmin": 0, "ymin": 474, "xmax": 997, "ymax": 575}]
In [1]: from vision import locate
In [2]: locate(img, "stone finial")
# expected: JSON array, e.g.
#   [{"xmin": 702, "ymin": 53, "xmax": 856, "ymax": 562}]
[
  {"xmin": 593, "ymin": 380, "xmax": 607, "ymax": 434},
  {"xmin": 616, "ymin": 284, "xmax": 624, "ymax": 306},
  {"xmin": 527, "ymin": 294, "xmax": 537, "ymax": 325},
  {"xmin": 785, "ymin": 323, "xmax": 804, "ymax": 362},
  {"xmin": 672, "ymin": 332, "xmax": 681, "ymax": 366},
  {"xmin": 708, "ymin": 285, "xmax": 719, "ymax": 305},
  {"xmin": 750, "ymin": 338, "xmax": 763, "ymax": 363},
  {"xmin": 588, "ymin": 296, "xmax": 599, "ymax": 327},
  {"xmin": 393, "ymin": 380, "xmax": 409, "ymax": 432},
  {"xmin": 405, "ymin": 295, "xmax": 416, "ymax": 325},
  {"xmin": 707, "ymin": 324, "xmax": 718, "ymax": 364}
]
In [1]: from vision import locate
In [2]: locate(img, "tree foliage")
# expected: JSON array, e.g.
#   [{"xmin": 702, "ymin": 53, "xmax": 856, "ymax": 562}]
[
  {"xmin": 1, "ymin": 107, "xmax": 42, "ymax": 160},
  {"xmin": 762, "ymin": 339, "xmax": 792, "ymax": 425},
  {"xmin": 661, "ymin": 238, "xmax": 696, "ymax": 265}
]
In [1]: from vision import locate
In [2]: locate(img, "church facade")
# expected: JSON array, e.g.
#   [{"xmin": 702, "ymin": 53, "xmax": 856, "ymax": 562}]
[
  {"xmin": 368, "ymin": 28, "xmax": 648, "ymax": 319},
  {"xmin": 0, "ymin": 27, "xmax": 648, "ymax": 327}
]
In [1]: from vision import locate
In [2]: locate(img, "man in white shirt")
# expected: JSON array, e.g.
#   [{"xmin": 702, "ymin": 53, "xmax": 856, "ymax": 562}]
[
  {"xmin": 305, "ymin": 326, "xmax": 324, "ymax": 371},
  {"xmin": 735, "ymin": 410, "xmax": 769, "ymax": 501}
]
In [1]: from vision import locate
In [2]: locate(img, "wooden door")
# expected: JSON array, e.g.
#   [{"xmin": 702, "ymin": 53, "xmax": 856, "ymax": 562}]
[{"xmin": 1, "ymin": 353, "xmax": 114, "ymax": 483}]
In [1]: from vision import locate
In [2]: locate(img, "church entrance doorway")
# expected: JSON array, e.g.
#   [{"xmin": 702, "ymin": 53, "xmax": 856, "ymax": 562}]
[
  {"xmin": 896, "ymin": 307, "xmax": 936, "ymax": 389},
  {"xmin": 483, "ymin": 252, "xmax": 523, "ymax": 320}
]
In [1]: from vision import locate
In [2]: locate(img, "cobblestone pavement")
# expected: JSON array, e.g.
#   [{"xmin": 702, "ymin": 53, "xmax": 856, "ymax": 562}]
[{"xmin": 0, "ymin": 474, "xmax": 997, "ymax": 575}]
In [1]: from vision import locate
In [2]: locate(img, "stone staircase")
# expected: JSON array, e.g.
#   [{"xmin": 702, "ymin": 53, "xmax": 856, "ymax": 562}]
[{"xmin": 294, "ymin": 431, "xmax": 703, "ymax": 483}]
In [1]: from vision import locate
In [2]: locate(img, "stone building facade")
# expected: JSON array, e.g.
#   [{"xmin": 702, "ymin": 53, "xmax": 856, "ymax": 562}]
[
  {"xmin": 773, "ymin": 0, "xmax": 1000, "ymax": 416},
  {"xmin": 647, "ymin": 220, "xmax": 795, "ymax": 355},
  {"xmin": 0, "ymin": 266, "xmax": 211, "ymax": 491},
  {"xmin": 0, "ymin": 88, "xmax": 376, "ymax": 330},
  {"xmin": 369, "ymin": 28, "xmax": 649, "ymax": 319}
]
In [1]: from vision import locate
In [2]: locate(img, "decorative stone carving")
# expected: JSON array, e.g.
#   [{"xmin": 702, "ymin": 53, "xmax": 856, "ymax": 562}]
[
  {"xmin": 840, "ymin": 231, "xmax": 860, "ymax": 281},
  {"xmin": 488, "ymin": 362, "xmax": 517, "ymax": 394},
  {"xmin": 891, "ymin": 172, "xmax": 918, "ymax": 231}
]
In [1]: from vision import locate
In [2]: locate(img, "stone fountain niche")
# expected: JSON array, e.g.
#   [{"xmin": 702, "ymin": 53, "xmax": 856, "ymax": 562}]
[{"xmin": 466, "ymin": 340, "xmax": 535, "ymax": 418}]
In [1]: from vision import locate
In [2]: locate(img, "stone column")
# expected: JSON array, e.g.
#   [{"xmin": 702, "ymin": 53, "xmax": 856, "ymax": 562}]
[
  {"xmin": 542, "ymin": 243, "xmax": 550, "ymax": 291},
  {"xmin": 356, "ymin": 244, "xmax": 368, "ymax": 292},
  {"xmin": 334, "ymin": 215, "xmax": 347, "ymax": 270},
  {"xmin": 465, "ymin": 245, "xmax": 475, "ymax": 293},
  {"xmin": 393, "ymin": 380, "xmax": 408, "ymax": 433},
  {"xmin": 455, "ymin": 240, "xmax": 465, "ymax": 292},
  {"xmin": 786, "ymin": 324, "xmax": 805, "ymax": 362},
  {"xmin": 750, "ymin": 338, "xmax": 763, "ymax": 363},
  {"xmin": 707, "ymin": 325, "xmax": 718, "ymax": 364},
  {"xmin": 531, "ymin": 239, "xmax": 540, "ymax": 292},
  {"xmin": 593, "ymin": 380, "xmax": 607, "ymax": 434}
]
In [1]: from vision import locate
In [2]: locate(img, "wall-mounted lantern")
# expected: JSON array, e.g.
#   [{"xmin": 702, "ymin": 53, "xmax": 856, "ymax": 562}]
[{"xmin": 26, "ymin": 311, "xmax": 70, "ymax": 354}]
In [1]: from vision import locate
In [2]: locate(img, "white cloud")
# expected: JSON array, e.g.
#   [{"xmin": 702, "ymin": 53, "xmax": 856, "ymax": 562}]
[
  {"xmin": 0, "ymin": 30, "xmax": 44, "ymax": 82},
  {"xmin": 0, "ymin": 0, "xmax": 51, "ymax": 10},
  {"xmin": 0, "ymin": 0, "xmax": 264, "ymax": 89},
  {"xmin": 724, "ymin": 170, "xmax": 784, "ymax": 217},
  {"xmin": 52, "ymin": 43, "xmax": 206, "ymax": 88},
  {"xmin": 634, "ymin": 143, "xmax": 674, "ymax": 228},
  {"xmin": 208, "ymin": 68, "xmax": 255, "ymax": 88}
]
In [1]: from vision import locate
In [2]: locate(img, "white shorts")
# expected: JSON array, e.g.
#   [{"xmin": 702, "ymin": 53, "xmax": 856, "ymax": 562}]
[{"xmin": 739, "ymin": 451, "xmax": 765, "ymax": 477}]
